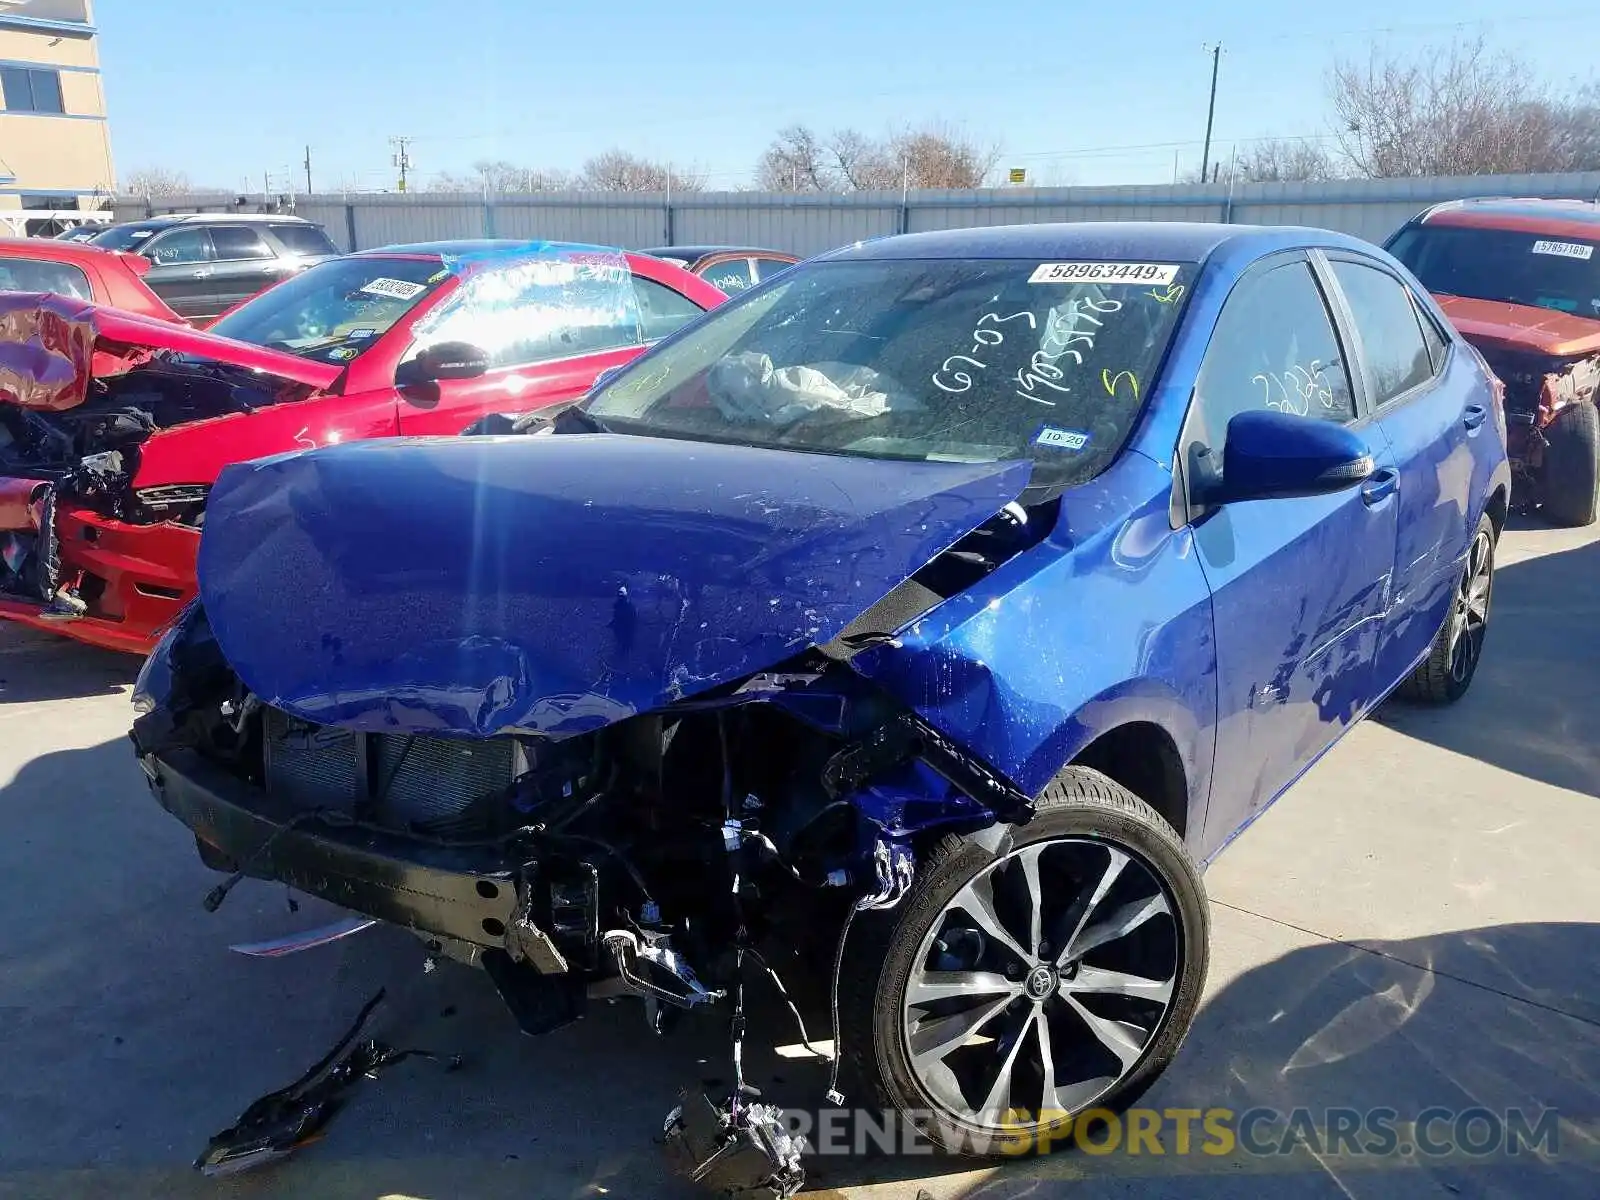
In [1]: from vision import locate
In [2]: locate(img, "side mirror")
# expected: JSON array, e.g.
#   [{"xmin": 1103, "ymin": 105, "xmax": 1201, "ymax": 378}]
[
  {"xmin": 398, "ymin": 340, "xmax": 491, "ymax": 385},
  {"xmin": 1206, "ymin": 409, "xmax": 1375, "ymax": 504}
]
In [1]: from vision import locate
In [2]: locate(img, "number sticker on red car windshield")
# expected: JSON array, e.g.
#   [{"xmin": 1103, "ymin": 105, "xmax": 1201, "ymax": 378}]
[
  {"xmin": 1530, "ymin": 240, "xmax": 1594, "ymax": 261},
  {"xmin": 1030, "ymin": 262, "xmax": 1180, "ymax": 285},
  {"xmin": 359, "ymin": 278, "xmax": 428, "ymax": 301}
]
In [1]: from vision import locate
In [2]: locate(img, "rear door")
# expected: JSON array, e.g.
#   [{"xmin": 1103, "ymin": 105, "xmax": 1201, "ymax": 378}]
[
  {"xmin": 395, "ymin": 268, "xmax": 711, "ymax": 436},
  {"xmin": 1185, "ymin": 253, "xmax": 1401, "ymax": 844},
  {"xmin": 205, "ymin": 224, "xmax": 285, "ymax": 315},
  {"xmin": 138, "ymin": 226, "xmax": 218, "ymax": 318},
  {"xmin": 1321, "ymin": 251, "xmax": 1485, "ymax": 691}
]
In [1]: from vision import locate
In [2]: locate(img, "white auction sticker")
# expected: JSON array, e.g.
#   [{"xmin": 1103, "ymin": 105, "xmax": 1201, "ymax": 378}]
[
  {"xmin": 1531, "ymin": 240, "xmax": 1594, "ymax": 261},
  {"xmin": 1030, "ymin": 262, "xmax": 1180, "ymax": 285},
  {"xmin": 359, "ymin": 277, "xmax": 428, "ymax": 301}
]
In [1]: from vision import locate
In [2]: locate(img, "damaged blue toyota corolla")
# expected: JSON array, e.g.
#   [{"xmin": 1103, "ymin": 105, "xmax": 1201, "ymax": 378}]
[{"xmin": 131, "ymin": 222, "xmax": 1509, "ymax": 1192}]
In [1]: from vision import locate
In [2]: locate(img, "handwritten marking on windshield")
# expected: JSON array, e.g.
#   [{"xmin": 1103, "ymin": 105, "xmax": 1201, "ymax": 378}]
[
  {"xmin": 1102, "ymin": 369, "xmax": 1140, "ymax": 400},
  {"xmin": 1015, "ymin": 296, "xmax": 1122, "ymax": 405},
  {"xmin": 1147, "ymin": 284, "xmax": 1186, "ymax": 304},
  {"xmin": 931, "ymin": 310, "xmax": 1038, "ymax": 394}
]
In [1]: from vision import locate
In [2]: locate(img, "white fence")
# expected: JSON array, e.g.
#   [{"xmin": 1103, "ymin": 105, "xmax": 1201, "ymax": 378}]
[{"xmin": 114, "ymin": 171, "xmax": 1600, "ymax": 257}]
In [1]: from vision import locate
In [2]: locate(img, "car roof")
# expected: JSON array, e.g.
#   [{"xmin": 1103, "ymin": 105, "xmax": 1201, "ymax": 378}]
[
  {"xmin": 0, "ymin": 237, "xmax": 143, "ymax": 266},
  {"xmin": 1417, "ymin": 196, "xmax": 1600, "ymax": 241},
  {"xmin": 642, "ymin": 245, "xmax": 796, "ymax": 260},
  {"xmin": 816, "ymin": 221, "xmax": 1375, "ymax": 266},
  {"xmin": 359, "ymin": 238, "xmax": 649, "ymax": 261},
  {"xmin": 114, "ymin": 214, "xmax": 311, "ymax": 231}
]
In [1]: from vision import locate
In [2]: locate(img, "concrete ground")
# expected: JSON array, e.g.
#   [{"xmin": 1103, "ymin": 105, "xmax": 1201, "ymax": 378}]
[{"xmin": 1, "ymin": 517, "xmax": 1596, "ymax": 1200}]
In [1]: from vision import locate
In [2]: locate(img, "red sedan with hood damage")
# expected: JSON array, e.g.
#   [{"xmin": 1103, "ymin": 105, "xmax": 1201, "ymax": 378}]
[
  {"xmin": 1387, "ymin": 198, "xmax": 1600, "ymax": 525},
  {"xmin": 0, "ymin": 241, "xmax": 725, "ymax": 653}
]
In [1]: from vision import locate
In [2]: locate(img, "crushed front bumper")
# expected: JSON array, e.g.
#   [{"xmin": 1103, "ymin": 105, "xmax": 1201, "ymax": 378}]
[
  {"xmin": 139, "ymin": 747, "xmax": 521, "ymax": 950},
  {"xmin": 0, "ymin": 500, "xmax": 199, "ymax": 655}
]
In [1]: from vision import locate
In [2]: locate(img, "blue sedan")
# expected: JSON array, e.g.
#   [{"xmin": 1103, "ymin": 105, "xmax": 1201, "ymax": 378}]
[{"xmin": 133, "ymin": 222, "xmax": 1508, "ymax": 1180}]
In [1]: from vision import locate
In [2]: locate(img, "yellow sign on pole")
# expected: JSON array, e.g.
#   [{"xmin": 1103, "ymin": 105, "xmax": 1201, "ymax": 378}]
[{"xmin": 1008, "ymin": 167, "xmax": 1027, "ymax": 184}]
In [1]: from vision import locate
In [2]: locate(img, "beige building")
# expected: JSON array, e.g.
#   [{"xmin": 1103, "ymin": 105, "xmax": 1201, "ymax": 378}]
[{"xmin": 0, "ymin": 0, "xmax": 111, "ymax": 235}]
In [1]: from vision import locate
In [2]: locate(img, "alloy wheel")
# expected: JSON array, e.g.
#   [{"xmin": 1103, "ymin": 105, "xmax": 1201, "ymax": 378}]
[
  {"xmin": 1447, "ymin": 527, "xmax": 1494, "ymax": 684},
  {"xmin": 901, "ymin": 838, "xmax": 1181, "ymax": 1131}
]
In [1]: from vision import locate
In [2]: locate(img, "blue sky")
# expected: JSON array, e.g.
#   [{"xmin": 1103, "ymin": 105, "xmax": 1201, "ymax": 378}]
[{"xmin": 100, "ymin": 1, "xmax": 1590, "ymax": 192}]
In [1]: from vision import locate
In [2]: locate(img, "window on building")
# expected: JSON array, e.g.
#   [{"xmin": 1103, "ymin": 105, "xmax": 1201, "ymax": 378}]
[
  {"xmin": 20, "ymin": 194, "xmax": 79, "ymax": 211},
  {"xmin": 1, "ymin": 66, "xmax": 65, "ymax": 115}
]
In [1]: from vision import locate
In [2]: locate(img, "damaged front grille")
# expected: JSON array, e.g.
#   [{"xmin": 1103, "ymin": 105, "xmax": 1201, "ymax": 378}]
[{"xmin": 263, "ymin": 708, "xmax": 523, "ymax": 830}]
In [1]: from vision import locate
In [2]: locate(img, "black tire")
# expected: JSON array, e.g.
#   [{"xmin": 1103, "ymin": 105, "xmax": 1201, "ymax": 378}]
[
  {"xmin": 840, "ymin": 766, "xmax": 1209, "ymax": 1158},
  {"xmin": 1396, "ymin": 512, "xmax": 1496, "ymax": 705},
  {"xmin": 1540, "ymin": 401, "xmax": 1599, "ymax": 527}
]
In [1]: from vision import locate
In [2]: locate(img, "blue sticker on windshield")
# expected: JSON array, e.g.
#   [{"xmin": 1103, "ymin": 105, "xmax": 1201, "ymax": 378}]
[
  {"xmin": 1034, "ymin": 425, "xmax": 1091, "ymax": 451},
  {"xmin": 347, "ymin": 328, "xmax": 377, "ymax": 339}
]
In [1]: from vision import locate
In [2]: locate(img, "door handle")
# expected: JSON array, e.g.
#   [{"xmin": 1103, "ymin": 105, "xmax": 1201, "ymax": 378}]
[
  {"xmin": 1463, "ymin": 404, "xmax": 1488, "ymax": 430},
  {"xmin": 1361, "ymin": 467, "xmax": 1399, "ymax": 506},
  {"xmin": 189, "ymin": 267, "xmax": 213, "ymax": 279}
]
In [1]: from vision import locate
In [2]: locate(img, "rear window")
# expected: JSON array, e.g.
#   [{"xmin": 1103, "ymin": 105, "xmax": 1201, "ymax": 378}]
[
  {"xmin": 0, "ymin": 258, "xmax": 92, "ymax": 301},
  {"xmin": 1389, "ymin": 223, "xmax": 1600, "ymax": 320},
  {"xmin": 270, "ymin": 224, "xmax": 339, "ymax": 256}
]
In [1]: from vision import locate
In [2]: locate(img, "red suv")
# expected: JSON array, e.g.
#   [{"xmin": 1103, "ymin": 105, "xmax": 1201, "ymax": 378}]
[
  {"xmin": 1387, "ymin": 198, "xmax": 1600, "ymax": 525},
  {"xmin": 0, "ymin": 241, "xmax": 726, "ymax": 653}
]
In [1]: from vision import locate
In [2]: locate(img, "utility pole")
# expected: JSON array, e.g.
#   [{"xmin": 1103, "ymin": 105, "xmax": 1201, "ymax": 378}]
[
  {"xmin": 1199, "ymin": 43, "xmax": 1223, "ymax": 187},
  {"xmin": 390, "ymin": 135, "xmax": 413, "ymax": 193},
  {"xmin": 304, "ymin": 145, "xmax": 313, "ymax": 195}
]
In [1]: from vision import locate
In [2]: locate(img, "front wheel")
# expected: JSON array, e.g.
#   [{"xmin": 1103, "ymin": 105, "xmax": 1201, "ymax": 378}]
[
  {"xmin": 841, "ymin": 767, "xmax": 1209, "ymax": 1158},
  {"xmin": 1396, "ymin": 512, "xmax": 1496, "ymax": 705},
  {"xmin": 1540, "ymin": 401, "xmax": 1599, "ymax": 527}
]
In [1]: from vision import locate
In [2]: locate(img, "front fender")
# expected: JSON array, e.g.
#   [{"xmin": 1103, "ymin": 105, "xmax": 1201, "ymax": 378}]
[{"xmin": 852, "ymin": 452, "xmax": 1218, "ymax": 848}]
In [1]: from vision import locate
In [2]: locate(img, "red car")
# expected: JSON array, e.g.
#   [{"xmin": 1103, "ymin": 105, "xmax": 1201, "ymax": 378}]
[
  {"xmin": 0, "ymin": 238, "xmax": 182, "ymax": 324},
  {"xmin": 1386, "ymin": 198, "xmax": 1600, "ymax": 524},
  {"xmin": 0, "ymin": 241, "xmax": 725, "ymax": 654}
]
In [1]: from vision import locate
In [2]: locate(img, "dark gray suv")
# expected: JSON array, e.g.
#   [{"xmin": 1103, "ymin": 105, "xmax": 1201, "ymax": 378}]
[{"xmin": 88, "ymin": 216, "xmax": 340, "ymax": 320}]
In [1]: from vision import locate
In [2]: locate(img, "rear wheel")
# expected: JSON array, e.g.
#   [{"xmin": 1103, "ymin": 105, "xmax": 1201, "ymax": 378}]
[
  {"xmin": 1397, "ymin": 513, "xmax": 1496, "ymax": 705},
  {"xmin": 842, "ymin": 767, "xmax": 1208, "ymax": 1157},
  {"xmin": 1541, "ymin": 401, "xmax": 1599, "ymax": 527}
]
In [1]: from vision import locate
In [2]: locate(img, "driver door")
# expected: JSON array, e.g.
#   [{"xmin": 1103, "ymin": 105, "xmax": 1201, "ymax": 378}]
[{"xmin": 1185, "ymin": 254, "xmax": 1401, "ymax": 846}]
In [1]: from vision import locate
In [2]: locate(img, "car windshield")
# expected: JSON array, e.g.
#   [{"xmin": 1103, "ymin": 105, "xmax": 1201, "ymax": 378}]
[
  {"xmin": 89, "ymin": 224, "xmax": 161, "ymax": 252},
  {"xmin": 584, "ymin": 257, "xmax": 1193, "ymax": 487},
  {"xmin": 1389, "ymin": 224, "xmax": 1600, "ymax": 320},
  {"xmin": 207, "ymin": 256, "xmax": 449, "ymax": 362}
]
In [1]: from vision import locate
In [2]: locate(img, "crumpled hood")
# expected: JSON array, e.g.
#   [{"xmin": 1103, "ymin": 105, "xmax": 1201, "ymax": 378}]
[
  {"xmin": 0, "ymin": 292, "xmax": 342, "ymax": 412},
  {"xmin": 197, "ymin": 432, "xmax": 1029, "ymax": 738},
  {"xmin": 1436, "ymin": 294, "xmax": 1600, "ymax": 360}
]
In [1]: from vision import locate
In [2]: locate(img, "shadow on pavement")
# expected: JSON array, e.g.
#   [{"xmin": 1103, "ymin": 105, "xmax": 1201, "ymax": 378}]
[
  {"xmin": 3, "ymin": 738, "xmax": 1595, "ymax": 1200},
  {"xmin": 0, "ymin": 625, "xmax": 139, "ymax": 704},
  {"xmin": 1379, "ymin": 531, "xmax": 1600, "ymax": 799}
]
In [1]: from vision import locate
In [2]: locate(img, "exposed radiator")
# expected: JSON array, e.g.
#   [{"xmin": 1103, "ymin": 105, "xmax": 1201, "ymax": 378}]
[{"xmin": 263, "ymin": 707, "xmax": 521, "ymax": 828}]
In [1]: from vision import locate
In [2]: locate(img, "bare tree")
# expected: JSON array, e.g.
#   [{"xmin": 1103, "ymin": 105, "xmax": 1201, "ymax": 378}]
[
  {"xmin": 756, "ymin": 125, "xmax": 832, "ymax": 191},
  {"xmin": 890, "ymin": 124, "xmax": 1001, "ymax": 189},
  {"xmin": 1330, "ymin": 39, "xmax": 1600, "ymax": 177},
  {"xmin": 428, "ymin": 159, "xmax": 574, "ymax": 193},
  {"xmin": 579, "ymin": 150, "xmax": 705, "ymax": 192},
  {"xmin": 1233, "ymin": 138, "xmax": 1341, "ymax": 182},
  {"xmin": 755, "ymin": 123, "xmax": 1000, "ymax": 191},
  {"xmin": 122, "ymin": 167, "xmax": 192, "ymax": 197}
]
